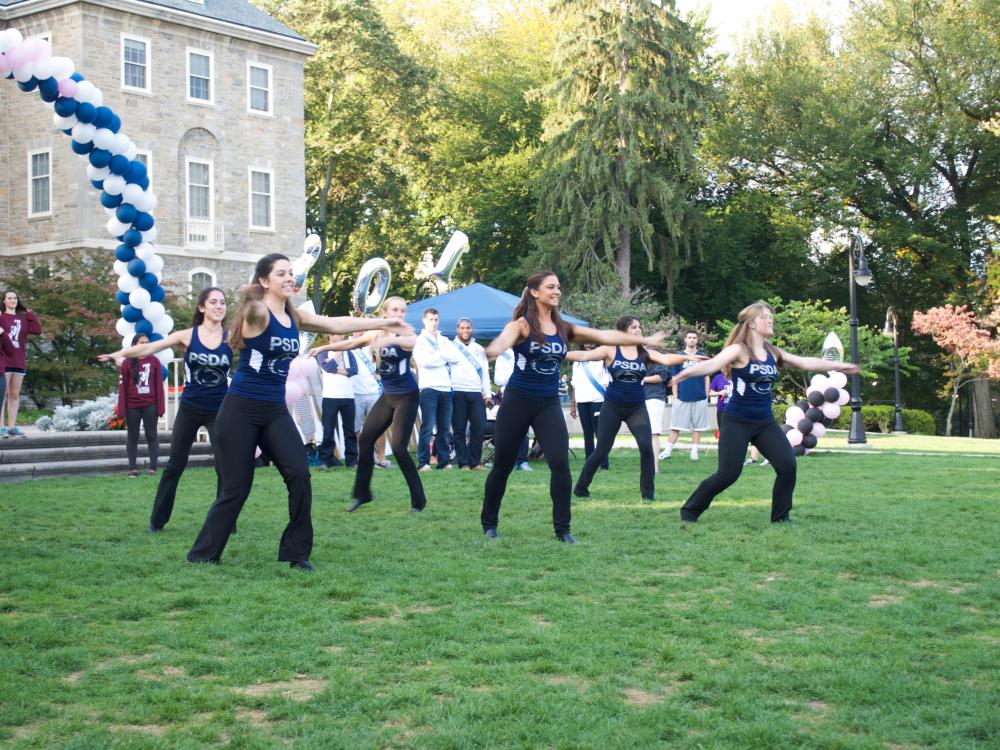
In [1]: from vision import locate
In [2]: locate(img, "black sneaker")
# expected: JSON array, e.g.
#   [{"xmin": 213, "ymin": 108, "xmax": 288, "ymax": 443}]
[
  {"xmin": 556, "ymin": 532, "xmax": 578, "ymax": 544},
  {"xmin": 290, "ymin": 560, "xmax": 315, "ymax": 572},
  {"xmin": 484, "ymin": 528, "xmax": 498, "ymax": 540}
]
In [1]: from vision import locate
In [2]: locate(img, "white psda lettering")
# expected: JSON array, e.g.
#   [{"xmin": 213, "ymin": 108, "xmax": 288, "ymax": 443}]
[
  {"xmin": 748, "ymin": 363, "xmax": 778, "ymax": 376},
  {"xmin": 269, "ymin": 336, "xmax": 300, "ymax": 353},
  {"xmin": 527, "ymin": 341, "xmax": 566, "ymax": 355},
  {"xmin": 189, "ymin": 352, "xmax": 231, "ymax": 367},
  {"xmin": 615, "ymin": 360, "xmax": 645, "ymax": 372}
]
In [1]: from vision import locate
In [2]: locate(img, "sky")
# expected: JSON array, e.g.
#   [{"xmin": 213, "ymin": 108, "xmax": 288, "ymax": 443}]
[{"xmin": 675, "ymin": 0, "xmax": 852, "ymax": 55}]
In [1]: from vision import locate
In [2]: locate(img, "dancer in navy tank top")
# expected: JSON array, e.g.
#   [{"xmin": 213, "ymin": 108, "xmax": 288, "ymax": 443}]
[
  {"xmin": 316, "ymin": 296, "xmax": 426, "ymax": 513},
  {"xmin": 671, "ymin": 301, "xmax": 858, "ymax": 524},
  {"xmin": 100, "ymin": 287, "xmax": 232, "ymax": 531},
  {"xmin": 569, "ymin": 316, "xmax": 704, "ymax": 502},
  {"xmin": 185, "ymin": 254, "xmax": 410, "ymax": 571},
  {"xmin": 481, "ymin": 272, "xmax": 669, "ymax": 543}
]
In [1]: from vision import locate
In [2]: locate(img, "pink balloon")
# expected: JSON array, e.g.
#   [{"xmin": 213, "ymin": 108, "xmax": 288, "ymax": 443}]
[
  {"xmin": 827, "ymin": 371, "xmax": 848, "ymax": 389},
  {"xmin": 836, "ymin": 388, "xmax": 850, "ymax": 406},
  {"xmin": 821, "ymin": 402, "xmax": 841, "ymax": 420},
  {"xmin": 6, "ymin": 45, "xmax": 28, "ymax": 69},
  {"xmin": 812, "ymin": 422, "xmax": 827, "ymax": 439},
  {"xmin": 57, "ymin": 77, "xmax": 78, "ymax": 98},
  {"xmin": 784, "ymin": 406, "xmax": 805, "ymax": 426},
  {"xmin": 787, "ymin": 428, "xmax": 803, "ymax": 446},
  {"xmin": 284, "ymin": 380, "xmax": 304, "ymax": 409}
]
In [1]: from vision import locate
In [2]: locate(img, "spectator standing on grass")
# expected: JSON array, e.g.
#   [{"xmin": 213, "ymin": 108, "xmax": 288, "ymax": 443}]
[
  {"xmin": 1, "ymin": 290, "xmax": 42, "ymax": 438},
  {"xmin": 115, "ymin": 333, "xmax": 165, "ymax": 478},
  {"xmin": 661, "ymin": 330, "xmax": 710, "ymax": 461},
  {"xmin": 451, "ymin": 318, "xmax": 491, "ymax": 470},
  {"xmin": 642, "ymin": 361, "xmax": 672, "ymax": 474},
  {"xmin": 315, "ymin": 335, "xmax": 359, "ymax": 469}
]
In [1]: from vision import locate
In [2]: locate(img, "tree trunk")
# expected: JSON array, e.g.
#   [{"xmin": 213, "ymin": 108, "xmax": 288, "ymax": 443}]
[
  {"xmin": 616, "ymin": 226, "xmax": 631, "ymax": 293},
  {"xmin": 944, "ymin": 380, "xmax": 959, "ymax": 437},
  {"xmin": 971, "ymin": 374, "xmax": 997, "ymax": 439}
]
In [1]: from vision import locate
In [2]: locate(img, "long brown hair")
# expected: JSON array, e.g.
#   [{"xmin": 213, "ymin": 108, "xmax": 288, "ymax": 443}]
[
  {"xmin": 722, "ymin": 301, "xmax": 782, "ymax": 377},
  {"xmin": 191, "ymin": 286, "xmax": 227, "ymax": 327},
  {"xmin": 615, "ymin": 315, "xmax": 648, "ymax": 363},
  {"xmin": 3, "ymin": 289, "xmax": 27, "ymax": 315},
  {"xmin": 512, "ymin": 271, "xmax": 572, "ymax": 344},
  {"xmin": 229, "ymin": 254, "xmax": 301, "ymax": 351}
]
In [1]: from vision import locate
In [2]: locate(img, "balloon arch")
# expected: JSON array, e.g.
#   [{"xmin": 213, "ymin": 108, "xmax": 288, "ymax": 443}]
[{"xmin": 1, "ymin": 27, "xmax": 173, "ymax": 368}]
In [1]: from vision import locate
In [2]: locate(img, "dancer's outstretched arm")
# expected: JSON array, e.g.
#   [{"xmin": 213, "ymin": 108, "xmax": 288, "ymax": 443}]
[
  {"xmin": 647, "ymin": 350, "xmax": 706, "ymax": 367},
  {"xmin": 565, "ymin": 346, "xmax": 612, "ymax": 363},
  {"xmin": 299, "ymin": 310, "xmax": 412, "ymax": 337},
  {"xmin": 669, "ymin": 345, "xmax": 744, "ymax": 386},
  {"xmin": 778, "ymin": 350, "xmax": 859, "ymax": 374},
  {"xmin": 97, "ymin": 328, "xmax": 193, "ymax": 364},
  {"xmin": 571, "ymin": 325, "xmax": 666, "ymax": 349}
]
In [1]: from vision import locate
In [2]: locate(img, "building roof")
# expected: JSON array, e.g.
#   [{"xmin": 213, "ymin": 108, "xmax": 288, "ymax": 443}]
[{"xmin": 0, "ymin": 0, "xmax": 308, "ymax": 44}]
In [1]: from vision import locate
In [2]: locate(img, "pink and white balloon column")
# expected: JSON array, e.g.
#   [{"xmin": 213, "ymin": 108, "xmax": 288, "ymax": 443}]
[
  {"xmin": 783, "ymin": 371, "xmax": 850, "ymax": 455},
  {"xmin": 0, "ymin": 27, "xmax": 171, "ymax": 369}
]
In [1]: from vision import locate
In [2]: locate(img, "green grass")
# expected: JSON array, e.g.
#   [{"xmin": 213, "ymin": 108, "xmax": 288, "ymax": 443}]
[{"xmin": 1, "ymin": 451, "xmax": 998, "ymax": 749}]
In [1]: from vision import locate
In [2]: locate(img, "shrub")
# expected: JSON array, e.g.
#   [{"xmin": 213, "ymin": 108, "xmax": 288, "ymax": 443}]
[
  {"xmin": 773, "ymin": 403, "xmax": 935, "ymax": 434},
  {"xmin": 38, "ymin": 395, "xmax": 118, "ymax": 432}
]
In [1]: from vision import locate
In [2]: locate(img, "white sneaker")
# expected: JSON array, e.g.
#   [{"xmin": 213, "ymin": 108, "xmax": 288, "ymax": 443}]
[
  {"xmin": 516, "ymin": 462, "xmax": 533, "ymax": 472},
  {"xmin": 744, "ymin": 458, "xmax": 754, "ymax": 465},
  {"xmin": 759, "ymin": 458, "xmax": 769, "ymax": 466},
  {"xmin": 690, "ymin": 447, "xmax": 699, "ymax": 460},
  {"xmin": 658, "ymin": 446, "xmax": 673, "ymax": 460},
  {"xmin": 418, "ymin": 464, "xmax": 432, "ymax": 472}
]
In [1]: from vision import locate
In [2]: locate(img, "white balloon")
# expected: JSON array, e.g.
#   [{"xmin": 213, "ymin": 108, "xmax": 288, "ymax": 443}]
[
  {"xmin": 90, "ymin": 87, "xmax": 104, "ymax": 107},
  {"xmin": 837, "ymin": 388, "xmax": 850, "ymax": 406},
  {"xmin": 143, "ymin": 192, "xmax": 158, "ymax": 212},
  {"xmin": 784, "ymin": 406, "xmax": 805, "ymax": 426},
  {"xmin": 13, "ymin": 65, "xmax": 34, "ymax": 83},
  {"xmin": 106, "ymin": 217, "xmax": 131, "ymax": 237},
  {"xmin": 32, "ymin": 58, "xmax": 55, "ymax": 80},
  {"xmin": 75, "ymin": 79, "xmax": 96, "ymax": 103},
  {"xmin": 124, "ymin": 143, "xmax": 138, "ymax": 160},
  {"xmin": 132, "ymin": 191, "xmax": 152, "ymax": 213},
  {"xmin": 827, "ymin": 371, "xmax": 848, "ymax": 390},
  {"xmin": 143, "ymin": 301, "xmax": 165, "ymax": 322},
  {"xmin": 115, "ymin": 317, "xmax": 136, "ymax": 338},
  {"xmin": 155, "ymin": 349, "xmax": 174, "ymax": 367},
  {"xmin": 129, "ymin": 287, "xmax": 151, "ymax": 309},
  {"xmin": 141, "ymin": 227, "xmax": 158, "ymax": 243},
  {"xmin": 787, "ymin": 428, "xmax": 803, "ymax": 447},
  {"xmin": 821, "ymin": 402, "xmax": 841, "ymax": 420},
  {"xmin": 113, "ymin": 260, "xmax": 128, "ymax": 276},
  {"xmin": 812, "ymin": 422, "xmax": 827, "ymax": 439},
  {"xmin": 122, "ymin": 183, "xmax": 144, "ymax": 206},
  {"xmin": 135, "ymin": 243, "xmax": 156, "ymax": 261},
  {"xmin": 117, "ymin": 274, "xmax": 139, "ymax": 293},
  {"xmin": 71, "ymin": 123, "xmax": 96, "ymax": 144},
  {"xmin": 110, "ymin": 133, "xmax": 131, "ymax": 155},
  {"xmin": 50, "ymin": 56, "xmax": 75, "ymax": 80},
  {"xmin": 145, "ymin": 254, "xmax": 164, "ymax": 274},
  {"xmin": 53, "ymin": 113, "xmax": 76, "ymax": 130},
  {"xmin": 103, "ymin": 174, "xmax": 126, "ymax": 196},
  {"xmin": 153, "ymin": 315, "xmax": 174, "ymax": 336},
  {"xmin": 809, "ymin": 374, "xmax": 829, "ymax": 391},
  {"xmin": 86, "ymin": 164, "xmax": 110, "ymax": 181},
  {"xmin": 0, "ymin": 28, "xmax": 23, "ymax": 52},
  {"xmin": 123, "ymin": 334, "xmax": 136, "ymax": 351},
  {"xmin": 92, "ymin": 128, "xmax": 115, "ymax": 151},
  {"xmin": 104, "ymin": 207, "xmax": 117, "ymax": 218}
]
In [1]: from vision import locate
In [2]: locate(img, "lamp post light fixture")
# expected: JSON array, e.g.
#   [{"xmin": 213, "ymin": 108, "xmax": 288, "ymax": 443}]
[
  {"xmin": 847, "ymin": 231, "xmax": 871, "ymax": 444},
  {"xmin": 882, "ymin": 306, "xmax": 906, "ymax": 433}
]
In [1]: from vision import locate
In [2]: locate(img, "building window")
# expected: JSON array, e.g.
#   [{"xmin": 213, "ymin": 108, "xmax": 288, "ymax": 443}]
[
  {"xmin": 189, "ymin": 268, "xmax": 216, "ymax": 296},
  {"xmin": 28, "ymin": 149, "xmax": 52, "ymax": 217},
  {"xmin": 249, "ymin": 169, "xmax": 274, "ymax": 230},
  {"xmin": 28, "ymin": 32, "xmax": 51, "ymax": 43},
  {"xmin": 248, "ymin": 62, "xmax": 272, "ymax": 115},
  {"xmin": 186, "ymin": 159, "xmax": 213, "ymax": 221},
  {"xmin": 134, "ymin": 151, "xmax": 153, "ymax": 190},
  {"xmin": 122, "ymin": 34, "xmax": 151, "ymax": 93},
  {"xmin": 187, "ymin": 49, "xmax": 213, "ymax": 104}
]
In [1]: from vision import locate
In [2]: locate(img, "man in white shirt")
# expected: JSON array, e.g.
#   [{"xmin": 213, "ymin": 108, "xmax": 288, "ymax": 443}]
[
  {"xmin": 492, "ymin": 347, "xmax": 532, "ymax": 472},
  {"xmin": 569, "ymin": 345, "xmax": 611, "ymax": 470},
  {"xmin": 413, "ymin": 308, "xmax": 463, "ymax": 471},
  {"xmin": 450, "ymin": 318, "xmax": 492, "ymax": 469},
  {"xmin": 316, "ymin": 339, "xmax": 358, "ymax": 468}
]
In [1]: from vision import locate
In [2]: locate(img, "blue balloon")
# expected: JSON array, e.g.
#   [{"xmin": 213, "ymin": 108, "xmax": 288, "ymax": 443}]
[
  {"xmin": 88, "ymin": 148, "xmax": 111, "ymax": 168},
  {"xmin": 122, "ymin": 305, "xmax": 143, "ymax": 323},
  {"xmin": 137, "ymin": 176, "xmax": 150, "ymax": 191},
  {"xmin": 90, "ymin": 179, "xmax": 104, "ymax": 190},
  {"xmin": 71, "ymin": 139, "xmax": 94, "ymax": 155},
  {"xmin": 62, "ymin": 128, "xmax": 73, "ymax": 136},
  {"xmin": 139, "ymin": 272, "xmax": 159, "ymax": 292},
  {"xmin": 116, "ymin": 203, "xmax": 137, "ymax": 224},
  {"xmin": 54, "ymin": 97, "xmax": 78, "ymax": 117},
  {"xmin": 122, "ymin": 228, "xmax": 143, "ymax": 247},
  {"xmin": 148, "ymin": 333, "xmax": 164, "ymax": 343},
  {"xmin": 70, "ymin": 72, "xmax": 84, "ymax": 82},
  {"xmin": 135, "ymin": 319, "xmax": 154, "ymax": 336},
  {"xmin": 38, "ymin": 77, "xmax": 59, "ymax": 102},
  {"xmin": 127, "ymin": 258, "xmax": 147, "ymax": 277},
  {"xmin": 115, "ymin": 291, "xmax": 131, "ymax": 306},
  {"xmin": 134, "ymin": 212, "xmax": 154, "ymax": 231},
  {"xmin": 16, "ymin": 77, "xmax": 38, "ymax": 93},
  {"xmin": 124, "ymin": 160, "xmax": 147, "ymax": 184},
  {"xmin": 108, "ymin": 114, "xmax": 121, "ymax": 133},
  {"xmin": 101, "ymin": 191, "xmax": 123, "ymax": 209},
  {"xmin": 109, "ymin": 154, "xmax": 129, "ymax": 175},
  {"xmin": 115, "ymin": 244, "xmax": 136, "ymax": 262},
  {"xmin": 150, "ymin": 286, "xmax": 166, "ymax": 303},
  {"xmin": 75, "ymin": 102, "xmax": 96, "ymax": 123},
  {"xmin": 94, "ymin": 106, "xmax": 113, "ymax": 128},
  {"xmin": 160, "ymin": 365, "xmax": 169, "ymax": 380}
]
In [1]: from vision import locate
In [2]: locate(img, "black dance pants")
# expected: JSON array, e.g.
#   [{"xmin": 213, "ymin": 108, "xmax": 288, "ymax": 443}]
[
  {"xmin": 150, "ymin": 400, "xmax": 221, "ymax": 530},
  {"xmin": 352, "ymin": 390, "xmax": 426, "ymax": 509},
  {"xmin": 481, "ymin": 389, "xmax": 571, "ymax": 535},
  {"xmin": 681, "ymin": 412, "xmax": 796, "ymax": 523},
  {"xmin": 575, "ymin": 398, "xmax": 654, "ymax": 500},
  {"xmin": 577, "ymin": 400, "xmax": 608, "ymax": 469},
  {"xmin": 187, "ymin": 395, "xmax": 312, "ymax": 563}
]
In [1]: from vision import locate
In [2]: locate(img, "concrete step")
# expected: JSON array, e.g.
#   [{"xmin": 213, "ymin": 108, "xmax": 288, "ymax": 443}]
[
  {"xmin": 0, "ymin": 453, "xmax": 217, "ymax": 483},
  {"xmin": 0, "ymin": 430, "xmax": 177, "ymax": 451},
  {"xmin": 0, "ymin": 442, "xmax": 213, "ymax": 465}
]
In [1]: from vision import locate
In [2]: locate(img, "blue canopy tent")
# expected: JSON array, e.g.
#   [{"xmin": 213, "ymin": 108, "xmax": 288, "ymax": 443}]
[{"xmin": 404, "ymin": 282, "xmax": 589, "ymax": 338}]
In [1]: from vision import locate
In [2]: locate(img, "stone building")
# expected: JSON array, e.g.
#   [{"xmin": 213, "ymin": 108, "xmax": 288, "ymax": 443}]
[{"xmin": 0, "ymin": 0, "xmax": 315, "ymax": 296}]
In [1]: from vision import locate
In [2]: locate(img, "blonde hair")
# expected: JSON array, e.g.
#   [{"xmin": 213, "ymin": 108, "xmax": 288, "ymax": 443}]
[
  {"xmin": 381, "ymin": 296, "xmax": 407, "ymax": 314},
  {"xmin": 723, "ymin": 301, "xmax": 781, "ymax": 377}
]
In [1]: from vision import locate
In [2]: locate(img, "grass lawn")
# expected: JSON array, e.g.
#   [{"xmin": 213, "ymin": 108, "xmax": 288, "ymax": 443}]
[{"xmin": 1, "ymin": 450, "xmax": 998, "ymax": 749}]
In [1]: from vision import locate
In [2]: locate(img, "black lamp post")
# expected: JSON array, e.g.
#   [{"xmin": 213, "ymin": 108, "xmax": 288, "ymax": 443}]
[
  {"xmin": 882, "ymin": 306, "xmax": 906, "ymax": 433},
  {"xmin": 847, "ymin": 231, "xmax": 871, "ymax": 444}
]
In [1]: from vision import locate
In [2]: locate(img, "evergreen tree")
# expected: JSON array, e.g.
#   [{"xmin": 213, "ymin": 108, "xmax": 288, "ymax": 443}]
[{"xmin": 532, "ymin": 0, "xmax": 710, "ymax": 297}]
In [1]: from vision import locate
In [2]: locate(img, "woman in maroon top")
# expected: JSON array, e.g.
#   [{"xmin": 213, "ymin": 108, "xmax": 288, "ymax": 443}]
[
  {"xmin": 116, "ymin": 333, "xmax": 166, "ymax": 478},
  {"xmin": 1, "ymin": 290, "xmax": 42, "ymax": 438}
]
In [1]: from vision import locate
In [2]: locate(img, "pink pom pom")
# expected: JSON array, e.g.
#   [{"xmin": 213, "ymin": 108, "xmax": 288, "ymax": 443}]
[
  {"xmin": 284, "ymin": 380, "xmax": 304, "ymax": 409},
  {"xmin": 57, "ymin": 77, "xmax": 78, "ymax": 98}
]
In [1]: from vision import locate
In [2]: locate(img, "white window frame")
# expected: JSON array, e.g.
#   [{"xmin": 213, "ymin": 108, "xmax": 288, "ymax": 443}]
[
  {"xmin": 186, "ymin": 47, "xmax": 214, "ymax": 106},
  {"xmin": 28, "ymin": 32, "xmax": 51, "ymax": 43},
  {"xmin": 185, "ymin": 157, "xmax": 214, "ymax": 222},
  {"xmin": 134, "ymin": 150, "xmax": 153, "ymax": 191},
  {"xmin": 27, "ymin": 148, "xmax": 53, "ymax": 219},
  {"xmin": 121, "ymin": 33, "xmax": 152, "ymax": 95},
  {"xmin": 247, "ymin": 61, "xmax": 273, "ymax": 116},
  {"xmin": 248, "ymin": 167, "xmax": 275, "ymax": 232},
  {"xmin": 189, "ymin": 267, "xmax": 217, "ymax": 295}
]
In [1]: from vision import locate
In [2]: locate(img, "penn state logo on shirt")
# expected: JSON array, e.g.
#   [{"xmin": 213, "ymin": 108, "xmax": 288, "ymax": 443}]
[
  {"xmin": 745, "ymin": 362, "xmax": 778, "ymax": 395},
  {"xmin": 187, "ymin": 351, "xmax": 231, "ymax": 386},
  {"xmin": 378, "ymin": 346, "xmax": 405, "ymax": 376},
  {"xmin": 526, "ymin": 340, "xmax": 566, "ymax": 375},
  {"xmin": 614, "ymin": 359, "xmax": 645, "ymax": 383}
]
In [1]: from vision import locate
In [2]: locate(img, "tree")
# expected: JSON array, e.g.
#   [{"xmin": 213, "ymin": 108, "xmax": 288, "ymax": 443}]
[
  {"xmin": 532, "ymin": 0, "xmax": 711, "ymax": 296},
  {"xmin": 561, "ymin": 286, "xmax": 706, "ymax": 345},
  {"xmin": 9, "ymin": 254, "xmax": 121, "ymax": 406},
  {"xmin": 911, "ymin": 304, "xmax": 1000, "ymax": 436}
]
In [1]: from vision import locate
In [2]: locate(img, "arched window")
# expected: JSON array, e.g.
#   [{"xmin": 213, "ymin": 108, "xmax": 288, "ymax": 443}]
[{"xmin": 189, "ymin": 267, "xmax": 216, "ymax": 297}]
